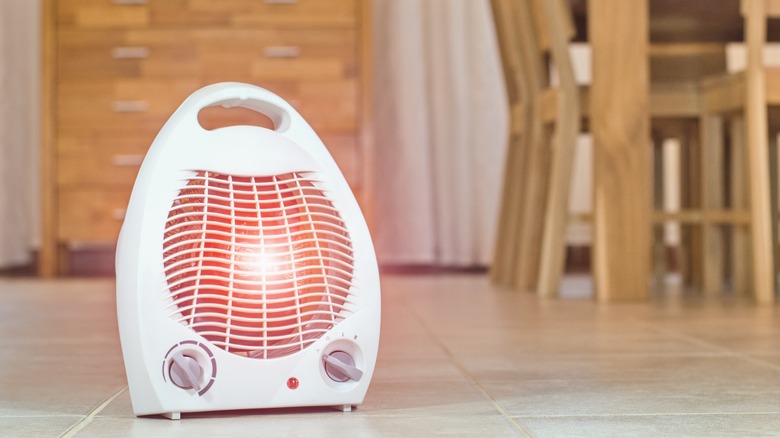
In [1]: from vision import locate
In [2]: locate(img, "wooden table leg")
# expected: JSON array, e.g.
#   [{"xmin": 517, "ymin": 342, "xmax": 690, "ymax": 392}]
[
  {"xmin": 744, "ymin": 0, "xmax": 775, "ymax": 303},
  {"xmin": 589, "ymin": 0, "xmax": 651, "ymax": 301}
]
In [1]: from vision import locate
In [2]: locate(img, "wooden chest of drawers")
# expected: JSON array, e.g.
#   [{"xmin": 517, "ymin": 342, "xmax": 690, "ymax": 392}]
[{"xmin": 41, "ymin": 0, "xmax": 372, "ymax": 275}]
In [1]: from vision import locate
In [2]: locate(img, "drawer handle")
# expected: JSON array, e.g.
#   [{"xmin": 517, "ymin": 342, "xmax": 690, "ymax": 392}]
[
  {"xmin": 263, "ymin": 0, "xmax": 298, "ymax": 4},
  {"xmin": 111, "ymin": 0, "xmax": 148, "ymax": 4},
  {"xmin": 262, "ymin": 46, "xmax": 301, "ymax": 59},
  {"xmin": 111, "ymin": 46, "xmax": 150, "ymax": 59},
  {"xmin": 111, "ymin": 154, "xmax": 144, "ymax": 167},
  {"xmin": 112, "ymin": 100, "xmax": 148, "ymax": 113},
  {"xmin": 112, "ymin": 209, "xmax": 127, "ymax": 221}
]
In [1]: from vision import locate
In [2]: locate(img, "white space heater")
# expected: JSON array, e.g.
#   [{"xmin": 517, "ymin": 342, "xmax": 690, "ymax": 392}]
[{"xmin": 116, "ymin": 82, "xmax": 380, "ymax": 419}]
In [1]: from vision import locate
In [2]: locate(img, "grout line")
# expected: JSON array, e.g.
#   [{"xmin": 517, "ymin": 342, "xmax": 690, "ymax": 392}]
[
  {"xmin": 0, "ymin": 415, "xmax": 83, "ymax": 418},
  {"xmin": 630, "ymin": 320, "xmax": 734, "ymax": 351},
  {"xmin": 59, "ymin": 386, "xmax": 127, "ymax": 438},
  {"xmin": 402, "ymin": 298, "xmax": 534, "ymax": 437},
  {"xmin": 511, "ymin": 411, "xmax": 780, "ymax": 419},
  {"xmin": 489, "ymin": 351, "xmax": 741, "ymax": 359},
  {"xmin": 632, "ymin": 319, "xmax": 780, "ymax": 373},
  {"xmin": 734, "ymin": 355, "xmax": 780, "ymax": 373},
  {"xmin": 443, "ymin": 352, "xmax": 535, "ymax": 438}
]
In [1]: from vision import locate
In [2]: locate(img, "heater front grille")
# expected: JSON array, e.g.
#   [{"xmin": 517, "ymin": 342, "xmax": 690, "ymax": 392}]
[{"xmin": 162, "ymin": 171, "xmax": 354, "ymax": 359}]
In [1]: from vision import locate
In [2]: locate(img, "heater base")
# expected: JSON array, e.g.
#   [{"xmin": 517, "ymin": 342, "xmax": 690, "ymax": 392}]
[
  {"xmin": 333, "ymin": 404, "xmax": 353, "ymax": 412},
  {"xmin": 162, "ymin": 412, "xmax": 181, "ymax": 420}
]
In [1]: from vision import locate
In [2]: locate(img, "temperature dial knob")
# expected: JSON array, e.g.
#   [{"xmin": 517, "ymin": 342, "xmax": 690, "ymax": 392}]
[
  {"xmin": 323, "ymin": 351, "xmax": 363, "ymax": 382},
  {"xmin": 169, "ymin": 352, "xmax": 204, "ymax": 390}
]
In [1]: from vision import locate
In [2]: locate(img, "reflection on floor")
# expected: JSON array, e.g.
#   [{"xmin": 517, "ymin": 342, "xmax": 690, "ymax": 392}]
[{"xmin": 1, "ymin": 274, "xmax": 780, "ymax": 437}]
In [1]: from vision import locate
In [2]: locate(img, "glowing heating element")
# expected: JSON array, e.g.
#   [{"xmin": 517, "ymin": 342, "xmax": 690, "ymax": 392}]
[{"xmin": 162, "ymin": 171, "xmax": 354, "ymax": 359}]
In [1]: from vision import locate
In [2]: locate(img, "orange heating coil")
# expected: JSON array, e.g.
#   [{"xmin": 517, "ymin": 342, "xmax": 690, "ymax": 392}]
[{"xmin": 162, "ymin": 171, "xmax": 354, "ymax": 359}]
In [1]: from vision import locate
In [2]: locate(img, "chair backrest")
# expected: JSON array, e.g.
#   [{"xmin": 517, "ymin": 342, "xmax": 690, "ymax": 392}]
[
  {"xmin": 491, "ymin": 0, "xmax": 578, "ymax": 94},
  {"xmin": 530, "ymin": 0, "xmax": 579, "ymax": 96},
  {"xmin": 490, "ymin": 0, "xmax": 527, "ymax": 107}
]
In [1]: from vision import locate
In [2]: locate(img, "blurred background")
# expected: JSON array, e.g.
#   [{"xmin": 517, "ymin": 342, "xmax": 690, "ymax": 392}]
[
  {"xmin": 4, "ymin": 0, "xmax": 780, "ymax": 304},
  {"xmin": 0, "ymin": 0, "xmax": 515, "ymax": 277}
]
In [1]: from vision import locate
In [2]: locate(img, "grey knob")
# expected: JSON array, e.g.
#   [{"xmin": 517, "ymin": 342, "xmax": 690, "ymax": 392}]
[
  {"xmin": 323, "ymin": 351, "xmax": 363, "ymax": 382},
  {"xmin": 169, "ymin": 352, "xmax": 203, "ymax": 390}
]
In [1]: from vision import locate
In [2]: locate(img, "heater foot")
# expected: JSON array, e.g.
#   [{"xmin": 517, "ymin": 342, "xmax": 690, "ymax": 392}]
[
  {"xmin": 162, "ymin": 412, "xmax": 181, "ymax": 420},
  {"xmin": 333, "ymin": 404, "xmax": 353, "ymax": 412}
]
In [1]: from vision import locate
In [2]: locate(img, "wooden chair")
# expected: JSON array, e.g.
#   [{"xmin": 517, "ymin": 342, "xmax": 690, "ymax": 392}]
[
  {"xmin": 490, "ymin": 0, "xmax": 741, "ymax": 299},
  {"xmin": 695, "ymin": 0, "xmax": 780, "ymax": 303},
  {"xmin": 489, "ymin": 0, "xmax": 532, "ymax": 287},
  {"xmin": 489, "ymin": 0, "xmax": 580, "ymax": 294},
  {"xmin": 526, "ymin": 0, "xmax": 581, "ymax": 297},
  {"xmin": 649, "ymin": 44, "xmax": 727, "ymax": 291}
]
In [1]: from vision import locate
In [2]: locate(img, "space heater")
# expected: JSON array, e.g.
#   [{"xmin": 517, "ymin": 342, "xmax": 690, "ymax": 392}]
[{"xmin": 116, "ymin": 82, "xmax": 380, "ymax": 419}]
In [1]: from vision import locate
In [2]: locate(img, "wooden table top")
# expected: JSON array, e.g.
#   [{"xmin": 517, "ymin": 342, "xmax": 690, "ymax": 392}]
[{"xmin": 571, "ymin": 0, "xmax": 780, "ymax": 43}]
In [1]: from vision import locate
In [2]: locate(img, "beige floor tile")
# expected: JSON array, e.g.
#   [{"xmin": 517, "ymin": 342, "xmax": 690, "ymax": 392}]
[
  {"xmin": 98, "ymin": 379, "xmax": 498, "ymax": 419},
  {"xmin": 745, "ymin": 354, "xmax": 780, "ymax": 368},
  {"xmin": 656, "ymin": 320, "xmax": 780, "ymax": 354},
  {"xmin": 75, "ymin": 413, "xmax": 525, "ymax": 438},
  {"xmin": 437, "ymin": 326, "xmax": 721, "ymax": 359},
  {"xmin": 0, "ymin": 280, "xmax": 125, "ymax": 417},
  {"xmin": 357, "ymin": 380, "xmax": 499, "ymax": 416},
  {"xmin": 4, "ymin": 273, "xmax": 780, "ymax": 436},
  {"xmin": 516, "ymin": 413, "xmax": 780, "ymax": 438},
  {"xmin": 372, "ymin": 353, "xmax": 465, "ymax": 382},
  {"xmin": 0, "ymin": 416, "xmax": 82, "ymax": 438},
  {"xmin": 376, "ymin": 330, "xmax": 450, "ymax": 360},
  {"xmin": 481, "ymin": 356, "xmax": 780, "ymax": 416},
  {"xmin": 459, "ymin": 352, "xmax": 738, "ymax": 382},
  {"xmin": 93, "ymin": 385, "xmax": 520, "ymax": 436}
]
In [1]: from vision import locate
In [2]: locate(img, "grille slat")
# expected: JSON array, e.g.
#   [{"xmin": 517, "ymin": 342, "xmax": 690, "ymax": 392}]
[
  {"xmin": 163, "ymin": 171, "xmax": 354, "ymax": 359},
  {"xmin": 163, "ymin": 271, "xmax": 354, "ymax": 293},
  {"xmin": 168, "ymin": 194, "xmax": 342, "ymax": 215},
  {"xmin": 161, "ymin": 235, "xmax": 354, "ymax": 265}
]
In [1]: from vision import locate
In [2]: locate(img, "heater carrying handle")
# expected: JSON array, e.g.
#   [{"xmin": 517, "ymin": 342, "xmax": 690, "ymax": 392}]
[{"xmin": 181, "ymin": 82, "xmax": 298, "ymax": 133}]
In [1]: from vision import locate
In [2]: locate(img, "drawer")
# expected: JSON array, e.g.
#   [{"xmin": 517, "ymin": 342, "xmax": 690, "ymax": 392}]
[
  {"xmin": 56, "ymin": 134, "xmax": 359, "ymax": 187},
  {"xmin": 58, "ymin": 187, "xmax": 132, "ymax": 242},
  {"xmin": 57, "ymin": 133, "xmax": 359, "ymax": 190},
  {"xmin": 58, "ymin": 0, "xmax": 356, "ymax": 29},
  {"xmin": 288, "ymin": 81, "xmax": 358, "ymax": 131},
  {"xmin": 58, "ymin": 79, "xmax": 356, "ymax": 137},
  {"xmin": 156, "ymin": 0, "xmax": 357, "ymax": 28},
  {"xmin": 58, "ymin": 27, "xmax": 356, "ymax": 81},
  {"xmin": 57, "ymin": 137, "xmax": 150, "ymax": 188},
  {"xmin": 56, "ymin": 79, "xmax": 197, "ymax": 137},
  {"xmin": 57, "ymin": 29, "xmax": 199, "ymax": 80},
  {"xmin": 200, "ymin": 27, "xmax": 357, "ymax": 80},
  {"xmin": 58, "ymin": 0, "xmax": 150, "ymax": 29}
]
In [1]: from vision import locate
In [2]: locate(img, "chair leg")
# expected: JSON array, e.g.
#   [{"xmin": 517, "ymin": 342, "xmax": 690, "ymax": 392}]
[
  {"xmin": 536, "ymin": 113, "xmax": 580, "ymax": 298},
  {"xmin": 700, "ymin": 113, "xmax": 727, "ymax": 294},
  {"xmin": 490, "ymin": 129, "xmax": 528, "ymax": 287},
  {"xmin": 729, "ymin": 117, "xmax": 751, "ymax": 295},
  {"xmin": 745, "ymin": 140, "xmax": 775, "ymax": 303},
  {"xmin": 769, "ymin": 132, "xmax": 780, "ymax": 293},
  {"xmin": 514, "ymin": 122, "xmax": 552, "ymax": 292},
  {"xmin": 680, "ymin": 120, "xmax": 703, "ymax": 289},
  {"xmin": 651, "ymin": 132, "xmax": 667, "ymax": 287}
]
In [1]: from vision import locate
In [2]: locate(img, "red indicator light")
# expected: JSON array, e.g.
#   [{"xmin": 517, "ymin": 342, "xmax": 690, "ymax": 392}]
[{"xmin": 287, "ymin": 377, "xmax": 299, "ymax": 390}]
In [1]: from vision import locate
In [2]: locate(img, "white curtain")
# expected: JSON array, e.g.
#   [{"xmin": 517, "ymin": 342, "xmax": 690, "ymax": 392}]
[
  {"xmin": 373, "ymin": 0, "xmax": 508, "ymax": 266},
  {"xmin": 0, "ymin": 0, "xmax": 40, "ymax": 268}
]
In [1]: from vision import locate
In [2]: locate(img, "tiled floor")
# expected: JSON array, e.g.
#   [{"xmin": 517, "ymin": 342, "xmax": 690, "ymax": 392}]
[{"xmin": 2, "ymin": 274, "xmax": 780, "ymax": 437}]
